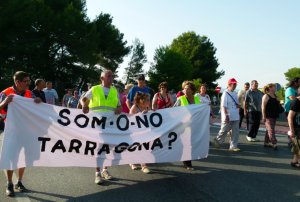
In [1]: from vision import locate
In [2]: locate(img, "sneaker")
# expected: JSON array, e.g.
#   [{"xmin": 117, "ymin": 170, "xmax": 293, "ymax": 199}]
[
  {"xmin": 229, "ymin": 147, "xmax": 241, "ymax": 152},
  {"xmin": 14, "ymin": 181, "xmax": 27, "ymax": 192},
  {"xmin": 246, "ymin": 136, "xmax": 253, "ymax": 142},
  {"xmin": 6, "ymin": 183, "xmax": 14, "ymax": 196},
  {"xmin": 214, "ymin": 138, "xmax": 220, "ymax": 149},
  {"xmin": 95, "ymin": 173, "xmax": 103, "ymax": 184},
  {"xmin": 252, "ymin": 138, "xmax": 260, "ymax": 142},
  {"xmin": 101, "ymin": 170, "xmax": 113, "ymax": 180}
]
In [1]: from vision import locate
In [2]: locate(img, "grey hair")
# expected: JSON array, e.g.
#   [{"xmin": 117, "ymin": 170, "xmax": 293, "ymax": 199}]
[
  {"xmin": 251, "ymin": 80, "xmax": 258, "ymax": 85},
  {"xmin": 101, "ymin": 70, "xmax": 113, "ymax": 78}
]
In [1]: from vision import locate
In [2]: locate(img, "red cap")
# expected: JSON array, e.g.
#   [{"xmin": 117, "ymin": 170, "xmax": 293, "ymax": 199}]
[{"xmin": 228, "ymin": 78, "xmax": 238, "ymax": 84}]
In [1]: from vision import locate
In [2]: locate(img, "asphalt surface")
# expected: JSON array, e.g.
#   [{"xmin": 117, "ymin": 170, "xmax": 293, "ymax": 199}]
[
  {"xmin": 212, "ymin": 105, "xmax": 288, "ymax": 122},
  {"xmin": 0, "ymin": 127, "xmax": 299, "ymax": 202}
]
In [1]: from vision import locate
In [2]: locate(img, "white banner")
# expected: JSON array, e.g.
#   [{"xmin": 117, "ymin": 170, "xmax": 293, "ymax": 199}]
[{"xmin": 0, "ymin": 95, "xmax": 210, "ymax": 170}]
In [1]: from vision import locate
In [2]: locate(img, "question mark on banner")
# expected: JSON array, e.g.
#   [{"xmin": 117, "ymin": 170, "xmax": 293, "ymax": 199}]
[{"xmin": 168, "ymin": 132, "xmax": 177, "ymax": 149}]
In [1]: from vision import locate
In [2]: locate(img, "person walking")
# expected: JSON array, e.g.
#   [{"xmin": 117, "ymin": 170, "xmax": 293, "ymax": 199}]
[
  {"xmin": 81, "ymin": 70, "xmax": 122, "ymax": 185},
  {"xmin": 287, "ymin": 95, "xmax": 300, "ymax": 168},
  {"xmin": 152, "ymin": 82, "xmax": 173, "ymax": 110},
  {"xmin": 32, "ymin": 79, "xmax": 46, "ymax": 103},
  {"xmin": 67, "ymin": 90, "xmax": 80, "ymax": 108},
  {"xmin": 213, "ymin": 95, "xmax": 217, "ymax": 106},
  {"xmin": 262, "ymin": 83, "xmax": 280, "ymax": 150},
  {"xmin": 244, "ymin": 80, "xmax": 264, "ymax": 142},
  {"xmin": 238, "ymin": 82, "xmax": 250, "ymax": 129},
  {"xmin": 126, "ymin": 74, "xmax": 151, "ymax": 110},
  {"xmin": 214, "ymin": 78, "xmax": 240, "ymax": 152},
  {"xmin": 62, "ymin": 89, "xmax": 72, "ymax": 107},
  {"xmin": 0, "ymin": 71, "xmax": 43, "ymax": 196},
  {"xmin": 173, "ymin": 81, "xmax": 201, "ymax": 170},
  {"xmin": 285, "ymin": 77, "xmax": 300, "ymax": 146},
  {"xmin": 43, "ymin": 81, "xmax": 59, "ymax": 105},
  {"xmin": 121, "ymin": 84, "xmax": 134, "ymax": 113},
  {"xmin": 129, "ymin": 92, "xmax": 151, "ymax": 173}
]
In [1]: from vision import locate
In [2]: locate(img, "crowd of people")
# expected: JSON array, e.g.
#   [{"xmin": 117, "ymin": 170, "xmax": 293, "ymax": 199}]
[{"xmin": 0, "ymin": 70, "xmax": 300, "ymax": 197}]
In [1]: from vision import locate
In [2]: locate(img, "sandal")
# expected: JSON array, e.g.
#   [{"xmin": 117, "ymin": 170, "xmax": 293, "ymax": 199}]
[
  {"xmin": 291, "ymin": 162, "xmax": 300, "ymax": 168},
  {"xmin": 129, "ymin": 164, "xmax": 137, "ymax": 170},
  {"xmin": 142, "ymin": 166, "xmax": 150, "ymax": 173},
  {"xmin": 264, "ymin": 144, "xmax": 273, "ymax": 148},
  {"xmin": 186, "ymin": 167, "xmax": 194, "ymax": 171},
  {"xmin": 273, "ymin": 145, "xmax": 279, "ymax": 150}
]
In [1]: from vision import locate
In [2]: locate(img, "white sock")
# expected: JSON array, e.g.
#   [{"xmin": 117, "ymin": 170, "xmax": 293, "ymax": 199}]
[
  {"xmin": 102, "ymin": 169, "xmax": 107, "ymax": 173},
  {"xmin": 95, "ymin": 172, "xmax": 101, "ymax": 175}
]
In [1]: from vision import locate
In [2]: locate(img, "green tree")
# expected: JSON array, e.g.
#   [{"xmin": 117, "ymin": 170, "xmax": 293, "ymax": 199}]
[
  {"xmin": 123, "ymin": 38, "xmax": 147, "ymax": 84},
  {"xmin": 192, "ymin": 78, "xmax": 203, "ymax": 94},
  {"xmin": 0, "ymin": 0, "xmax": 130, "ymax": 96},
  {"xmin": 170, "ymin": 31, "xmax": 224, "ymax": 88},
  {"xmin": 277, "ymin": 86, "xmax": 285, "ymax": 101},
  {"xmin": 284, "ymin": 67, "xmax": 300, "ymax": 87},
  {"xmin": 148, "ymin": 46, "xmax": 193, "ymax": 91}
]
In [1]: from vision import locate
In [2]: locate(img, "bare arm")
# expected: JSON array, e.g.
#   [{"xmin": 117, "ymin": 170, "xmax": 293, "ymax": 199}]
[
  {"xmin": 62, "ymin": 99, "xmax": 66, "ymax": 107},
  {"xmin": 289, "ymin": 95, "xmax": 296, "ymax": 101},
  {"xmin": 0, "ymin": 95, "xmax": 13, "ymax": 112},
  {"xmin": 129, "ymin": 105, "xmax": 138, "ymax": 114},
  {"xmin": 244, "ymin": 101, "xmax": 247, "ymax": 116},
  {"xmin": 126, "ymin": 99, "xmax": 132, "ymax": 110},
  {"xmin": 261, "ymin": 94, "xmax": 269, "ymax": 122},
  {"xmin": 152, "ymin": 94, "xmax": 158, "ymax": 110},
  {"xmin": 288, "ymin": 110, "xmax": 296, "ymax": 138}
]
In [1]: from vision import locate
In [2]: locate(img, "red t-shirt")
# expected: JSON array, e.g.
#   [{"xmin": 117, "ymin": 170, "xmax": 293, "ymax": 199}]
[{"xmin": 122, "ymin": 95, "xmax": 130, "ymax": 113}]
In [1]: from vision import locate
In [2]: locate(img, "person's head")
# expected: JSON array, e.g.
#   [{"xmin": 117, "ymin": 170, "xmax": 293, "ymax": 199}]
[
  {"xmin": 14, "ymin": 71, "xmax": 30, "ymax": 91},
  {"xmin": 228, "ymin": 78, "xmax": 238, "ymax": 91},
  {"xmin": 46, "ymin": 81, "xmax": 53, "ymax": 90},
  {"xmin": 182, "ymin": 81, "xmax": 196, "ymax": 96},
  {"xmin": 170, "ymin": 89, "xmax": 176, "ymax": 95},
  {"xmin": 137, "ymin": 74, "xmax": 145, "ymax": 86},
  {"xmin": 251, "ymin": 80, "xmax": 258, "ymax": 90},
  {"xmin": 199, "ymin": 84, "xmax": 207, "ymax": 94},
  {"xmin": 134, "ymin": 91, "xmax": 150, "ymax": 107},
  {"xmin": 244, "ymin": 82, "xmax": 250, "ymax": 91},
  {"xmin": 74, "ymin": 90, "xmax": 79, "ymax": 97},
  {"xmin": 35, "ymin": 79, "xmax": 45, "ymax": 89},
  {"xmin": 101, "ymin": 70, "xmax": 114, "ymax": 86},
  {"xmin": 263, "ymin": 83, "xmax": 276, "ymax": 94},
  {"xmin": 87, "ymin": 83, "xmax": 94, "ymax": 90},
  {"xmin": 288, "ymin": 77, "xmax": 300, "ymax": 88},
  {"xmin": 124, "ymin": 84, "xmax": 134, "ymax": 95},
  {"xmin": 144, "ymin": 80, "xmax": 149, "ymax": 87},
  {"xmin": 118, "ymin": 88, "xmax": 124, "ymax": 93},
  {"xmin": 67, "ymin": 88, "xmax": 72, "ymax": 95},
  {"xmin": 158, "ymin": 82, "xmax": 168, "ymax": 93}
]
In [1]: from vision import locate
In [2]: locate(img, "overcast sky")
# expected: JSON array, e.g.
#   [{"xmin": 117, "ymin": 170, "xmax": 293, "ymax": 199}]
[{"xmin": 86, "ymin": 0, "xmax": 299, "ymax": 90}]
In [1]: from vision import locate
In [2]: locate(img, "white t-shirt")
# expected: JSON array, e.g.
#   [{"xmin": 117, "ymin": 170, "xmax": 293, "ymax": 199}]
[
  {"xmin": 43, "ymin": 88, "xmax": 59, "ymax": 105},
  {"xmin": 195, "ymin": 93, "xmax": 211, "ymax": 104},
  {"xmin": 221, "ymin": 89, "xmax": 239, "ymax": 122},
  {"xmin": 85, "ymin": 86, "xmax": 121, "ymax": 107}
]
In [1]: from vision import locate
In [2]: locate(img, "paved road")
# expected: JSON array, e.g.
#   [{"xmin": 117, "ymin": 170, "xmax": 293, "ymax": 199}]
[
  {"xmin": 0, "ymin": 127, "xmax": 299, "ymax": 202},
  {"xmin": 212, "ymin": 105, "xmax": 288, "ymax": 122}
]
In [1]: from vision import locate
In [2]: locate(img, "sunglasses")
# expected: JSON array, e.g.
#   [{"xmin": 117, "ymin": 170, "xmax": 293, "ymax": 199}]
[{"xmin": 138, "ymin": 78, "xmax": 145, "ymax": 81}]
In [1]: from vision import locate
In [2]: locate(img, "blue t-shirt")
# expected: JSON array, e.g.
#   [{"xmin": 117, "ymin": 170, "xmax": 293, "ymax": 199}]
[
  {"xmin": 127, "ymin": 86, "xmax": 151, "ymax": 104},
  {"xmin": 284, "ymin": 87, "xmax": 298, "ymax": 113}
]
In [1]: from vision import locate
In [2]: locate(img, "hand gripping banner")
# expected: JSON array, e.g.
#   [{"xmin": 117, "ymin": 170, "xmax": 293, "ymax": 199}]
[{"xmin": 0, "ymin": 95, "xmax": 210, "ymax": 170}]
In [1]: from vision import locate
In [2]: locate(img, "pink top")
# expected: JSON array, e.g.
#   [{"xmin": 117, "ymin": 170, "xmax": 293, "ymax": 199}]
[{"xmin": 122, "ymin": 95, "xmax": 130, "ymax": 113}]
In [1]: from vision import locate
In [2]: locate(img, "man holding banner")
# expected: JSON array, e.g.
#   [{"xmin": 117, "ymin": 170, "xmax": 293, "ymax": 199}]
[
  {"xmin": 81, "ymin": 70, "xmax": 122, "ymax": 185},
  {"xmin": 0, "ymin": 71, "xmax": 43, "ymax": 196}
]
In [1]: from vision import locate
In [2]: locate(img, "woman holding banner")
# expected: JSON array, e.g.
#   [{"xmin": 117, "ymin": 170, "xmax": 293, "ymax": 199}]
[
  {"xmin": 173, "ymin": 81, "xmax": 201, "ymax": 171},
  {"xmin": 129, "ymin": 91, "xmax": 151, "ymax": 173}
]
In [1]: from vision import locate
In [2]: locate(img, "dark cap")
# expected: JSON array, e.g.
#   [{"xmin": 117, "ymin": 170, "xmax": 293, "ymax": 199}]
[{"xmin": 137, "ymin": 74, "xmax": 145, "ymax": 79}]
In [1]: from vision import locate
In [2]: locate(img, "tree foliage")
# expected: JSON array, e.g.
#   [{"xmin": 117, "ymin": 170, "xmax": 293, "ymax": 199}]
[
  {"xmin": 277, "ymin": 85, "xmax": 285, "ymax": 101},
  {"xmin": 284, "ymin": 67, "xmax": 300, "ymax": 87},
  {"xmin": 0, "ymin": 0, "xmax": 130, "ymax": 96},
  {"xmin": 170, "ymin": 31, "xmax": 224, "ymax": 88},
  {"xmin": 123, "ymin": 38, "xmax": 147, "ymax": 85},
  {"xmin": 148, "ymin": 46, "xmax": 193, "ymax": 91}
]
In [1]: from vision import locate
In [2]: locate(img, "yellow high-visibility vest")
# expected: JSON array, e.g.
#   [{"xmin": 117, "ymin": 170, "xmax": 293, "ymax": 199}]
[
  {"xmin": 179, "ymin": 96, "xmax": 200, "ymax": 106},
  {"xmin": 88, "ymin": 85, "xmax": 118, "ymax": 111}
]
